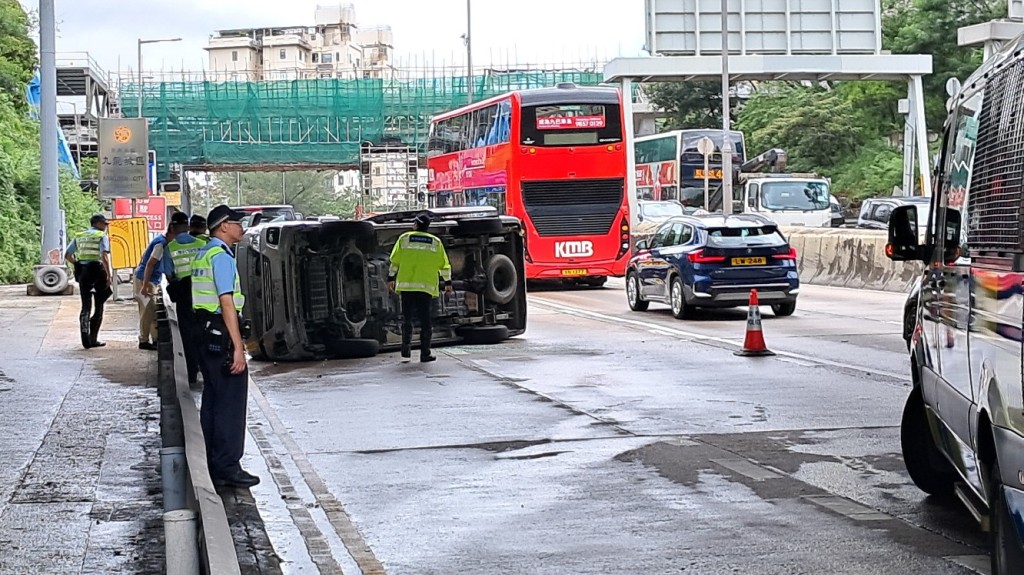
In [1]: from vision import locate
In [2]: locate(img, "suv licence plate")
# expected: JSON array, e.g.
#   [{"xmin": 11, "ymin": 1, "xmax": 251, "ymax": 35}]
[{"xmin": 732, "ymin": 257, "xmax": 766, "ymax": 266}]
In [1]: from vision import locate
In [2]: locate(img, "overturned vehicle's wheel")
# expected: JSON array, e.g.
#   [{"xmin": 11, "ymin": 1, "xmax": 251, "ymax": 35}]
[
  {"xmin": 485, "ymin": 254, "xmax": 518, "ymax": 305},
  {"xmin": 457, "ymin": 325, "xmax": 509, "ymax": 345},
  {"xmin": 326, "ymin": 338, "xmax": 380, "ymax": 359}
]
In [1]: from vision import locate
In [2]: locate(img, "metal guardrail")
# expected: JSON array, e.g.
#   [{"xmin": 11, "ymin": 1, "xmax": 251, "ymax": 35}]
[{"xmin": 157, "ymin": 294, "xmax": 242, "ymax": 574}]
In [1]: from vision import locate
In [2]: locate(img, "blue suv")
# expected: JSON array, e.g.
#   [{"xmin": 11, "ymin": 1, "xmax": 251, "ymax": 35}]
[{"xmin": 626, "ymin": 214, "xmax": 800, "ymax": 318}]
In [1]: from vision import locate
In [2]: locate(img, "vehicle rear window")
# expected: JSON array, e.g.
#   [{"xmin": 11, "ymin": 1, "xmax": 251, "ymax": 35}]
[{"xmin": 706, "ymin": 226, "xmax": 787, "ymax": 248}]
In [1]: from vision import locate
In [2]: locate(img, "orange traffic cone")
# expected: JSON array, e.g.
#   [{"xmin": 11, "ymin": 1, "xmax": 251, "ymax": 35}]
[{"xmin": 735, "ymin": 289, "xmax": 775, "ymax": 357}]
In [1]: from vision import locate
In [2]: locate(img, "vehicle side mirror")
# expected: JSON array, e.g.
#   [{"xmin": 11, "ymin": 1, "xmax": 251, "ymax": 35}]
[
  {"xmin": 635, "ymin": 239, "xmax": 649, "ymax": 251},
  {"xmin": 886, "ymin": 205, "xmax": 923, "ymax": 261}
]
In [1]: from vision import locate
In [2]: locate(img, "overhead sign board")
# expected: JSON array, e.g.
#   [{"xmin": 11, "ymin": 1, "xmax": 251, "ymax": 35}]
[
  {"xmin": 645, "ymin": 0, "xmax": 882, "ymax": 57},
  {"xmin": 98, "ymin": 118, "xmax": 150, "ymax": 199}
]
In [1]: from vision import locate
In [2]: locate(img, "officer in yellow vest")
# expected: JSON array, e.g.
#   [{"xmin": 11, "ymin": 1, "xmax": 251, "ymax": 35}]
[
  {"xmin": 166, "ymin": 215, "xmax": 210, "ymax": 385},
  {"xmin": 191, "ymin": 205, "xmax": 259, "ymax": 489},
  {"xmin": 64, "ymin": 214, "xmax": 113, "ymax": 349},
  {"xmin": 388, "ymin": 213, "xmax": 452, "ymax": 362}
]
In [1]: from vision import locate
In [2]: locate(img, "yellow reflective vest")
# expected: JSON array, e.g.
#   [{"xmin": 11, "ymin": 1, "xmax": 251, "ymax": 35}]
[{"xmin": 388, "ymin": 231, "xmax": 452, "ymax": 297}]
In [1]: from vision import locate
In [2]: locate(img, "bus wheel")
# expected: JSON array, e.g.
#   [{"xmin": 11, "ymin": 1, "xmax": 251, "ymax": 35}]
[{"xmin": 485, "ymin": 254, "xmax": 518, "ymax": 304}]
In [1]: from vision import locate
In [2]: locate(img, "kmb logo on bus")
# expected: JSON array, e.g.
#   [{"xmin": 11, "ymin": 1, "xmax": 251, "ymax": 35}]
[{"xmin": 555, "ymin": 241, "xmax": 594, "ymax": 258}]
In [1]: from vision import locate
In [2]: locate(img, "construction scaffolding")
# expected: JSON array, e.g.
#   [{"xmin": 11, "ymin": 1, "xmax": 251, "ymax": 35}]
[{"xmin": 117, "ymin": 64, "xmax": 608, "ymax": 180}]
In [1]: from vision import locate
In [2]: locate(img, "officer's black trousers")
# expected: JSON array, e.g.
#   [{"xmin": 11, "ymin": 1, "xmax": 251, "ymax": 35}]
[
  {"xmin": 401, "ymin": 291, "xmax": 434, "ymax": 358},
  {"xmin": 168, "ymin": 278, "xmax": 200, "ymax": 383},
  {"xmin": 197, "ymin": 322, "xmax": 248, "ymax": 480},
  {"xmin": 77, "ymin": 263, "xmax": 112, "ymax": 348}
]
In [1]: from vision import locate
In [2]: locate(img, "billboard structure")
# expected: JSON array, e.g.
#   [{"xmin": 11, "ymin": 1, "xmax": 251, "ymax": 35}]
[
  {"xmin": 610, "ymin": 0, "xmax": 933, "ymax": 227},
  {"xmin": 98, "ymin": 118, "xmax": 150, "ymax": 199}
]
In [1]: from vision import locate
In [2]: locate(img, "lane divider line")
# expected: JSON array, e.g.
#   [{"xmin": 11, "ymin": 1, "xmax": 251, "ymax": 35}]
[
  {"xmin": 530, "ymin": 298, "xmax": 911, "ymax": 383},
  {"xmin": 249, "ymin": 379, "xmax": 387, "ymax": 575}
]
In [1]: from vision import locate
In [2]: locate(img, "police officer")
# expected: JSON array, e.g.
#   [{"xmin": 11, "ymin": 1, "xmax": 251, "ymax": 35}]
[
  {"xmin": 65, "ymin": 214, "xmax": 113, "ymax": 349},
  {"xmin": 165, "ymin": 214, "xmax": 210, "ymax": 385},
  {"xmin": 192, "ymin": 205, "xmax": 259, "ymax": 488},
  {"xmin": 135, "ymin": 215, "xmax": 187, "ymax": 350},
  {"xmin": 387, "ymin": 213, "xmax": 453, "ymax": 362}
]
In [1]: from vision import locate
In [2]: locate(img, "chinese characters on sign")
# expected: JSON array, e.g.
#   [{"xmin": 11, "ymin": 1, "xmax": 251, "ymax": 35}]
[
  {"xmin": 536, "ymin": 115, "xmax": 607, "ymax": 130},
  {"xmin": 98, "ymin": 118, "xmax": 150, "ymax": 199},
  {"xmin": 133, "ymin": 197, "xmax": 166, "ymax": 232}
]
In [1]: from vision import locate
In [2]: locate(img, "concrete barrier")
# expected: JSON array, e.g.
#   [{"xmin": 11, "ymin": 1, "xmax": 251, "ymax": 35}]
[
  {"xmin": 781, "ymin": 227, "xmax": 923, "ymax": 293},
  {"xmin": 630, "ymin": 225, "xmax": 922, "ymax": 293}
]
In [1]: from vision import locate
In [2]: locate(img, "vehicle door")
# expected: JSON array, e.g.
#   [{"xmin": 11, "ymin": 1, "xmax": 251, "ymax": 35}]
[
  {"xmin": 638, "ymin": 223, "xmax": 675, "ymax": 298},
  {"xmin": 645, "ymin": 222, "xmax": 687, "ymax": 300},
  {"xmin": 924, "ymin": 93, "xmax": 981, "ymax": 481},
  {"xmin": 660, "ymin": 223, "xmax": 696, "ymax": 293}
]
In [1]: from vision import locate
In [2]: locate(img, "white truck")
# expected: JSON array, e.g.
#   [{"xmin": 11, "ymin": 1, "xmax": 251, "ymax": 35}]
[{"xmin": 708, "ymin": 149, "xmax": 833, "ymax": 227}]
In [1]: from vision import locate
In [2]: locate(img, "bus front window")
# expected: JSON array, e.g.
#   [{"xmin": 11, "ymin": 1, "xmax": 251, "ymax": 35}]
[{"xmin": 760, "ymin": 182, "xmax": 831, "ymax": 211}]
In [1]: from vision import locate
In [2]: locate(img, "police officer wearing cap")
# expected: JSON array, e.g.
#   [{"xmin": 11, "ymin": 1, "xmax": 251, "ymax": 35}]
[
  {"xmin": 165, "ymin": 214, "xmax": 210, "ymax": 385},
  {"xmin": 388, "ymin": 213, "xmax": 453, "ymax": 362},
  {"xmin": 65, "ymin": 214, "xmax": 113, "ymax": 349},
  {"xmin": 191, "ymin": 205, "xmax": 259, "ymax": 488}
]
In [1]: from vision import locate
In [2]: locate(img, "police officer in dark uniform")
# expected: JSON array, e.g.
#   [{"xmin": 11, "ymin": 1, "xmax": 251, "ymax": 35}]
[
  {"xmin": 65, "ymin": 214, "xmax": 113, "ymax": 349},
  {"xmin": 191, "ymin": 205, "xmax": 259, "ymax": 488}
]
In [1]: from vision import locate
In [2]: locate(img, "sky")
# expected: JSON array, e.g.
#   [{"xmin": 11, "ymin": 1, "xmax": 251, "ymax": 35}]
[{"xmin": 28, "ymin": 0, "xmax": 647, "ymax": 76}]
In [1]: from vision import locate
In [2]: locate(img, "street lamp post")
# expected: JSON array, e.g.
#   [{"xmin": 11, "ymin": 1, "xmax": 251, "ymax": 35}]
[{"xmin": 137, "ymin": 37, "xmax": 182, "ymax": 118}]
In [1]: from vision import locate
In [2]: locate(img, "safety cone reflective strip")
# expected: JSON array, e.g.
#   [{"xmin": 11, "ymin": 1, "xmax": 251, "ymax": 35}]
[{"xmin": 735, "ymin": 289, "xmax": 775, "ymax": 357}]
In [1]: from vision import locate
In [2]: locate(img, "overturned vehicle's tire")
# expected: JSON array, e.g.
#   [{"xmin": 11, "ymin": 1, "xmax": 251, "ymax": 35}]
[
  {"xmin": 326, "ymin": 338, "xmax": 380, "ymax": 359},
  {"xmin": 457, "ymin": 325, "xmax": 509, "ymax": 345},
  {"xmin": 485, "ymin": 254, "xmax": 518, "ymax": 305},
  {"xmin": 454, "ymin": 217, "xmax": 505, "ymax": 236}
]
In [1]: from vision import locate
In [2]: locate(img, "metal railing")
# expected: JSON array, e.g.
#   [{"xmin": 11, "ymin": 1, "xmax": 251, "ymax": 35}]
[{"xmin": 157, "ymin": 295, "xmax": 241, "ymax": 574}]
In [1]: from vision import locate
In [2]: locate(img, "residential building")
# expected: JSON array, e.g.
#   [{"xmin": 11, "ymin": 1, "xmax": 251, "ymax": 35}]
[{"xmin": 204, "ymin": 3, "xmax": 395, "ymax": 81}]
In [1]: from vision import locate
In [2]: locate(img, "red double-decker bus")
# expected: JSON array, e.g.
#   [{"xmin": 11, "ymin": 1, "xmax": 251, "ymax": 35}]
[{"xmin": 426, "ymin": 83, "xmax": 630, "ymax": 284}]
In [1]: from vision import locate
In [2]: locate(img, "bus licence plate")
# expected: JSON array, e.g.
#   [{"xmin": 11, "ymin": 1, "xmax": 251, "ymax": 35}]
[
  {"xmin": 732, "ymin": 257, "xmax": 766, "ymax": 266},
  {"xmin": 561, "ymin": 269, "xmax": 589, "ymax": 277}
]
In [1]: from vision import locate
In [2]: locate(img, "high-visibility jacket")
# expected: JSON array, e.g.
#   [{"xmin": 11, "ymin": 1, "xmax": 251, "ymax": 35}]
[
  {"xmin": 191, "ymin": 243, "xmax": 244, "ymax": 313},
  {"xmin": 388, "ymin": 231, "xmax": 452, "ymax": 297},
  {"xmin": 76, "ymin": 229, "xmax": 105, "ymax": 262},
  {"xmin": 166, "ymin": 235, "xmax": 208, "ymax": 279}
]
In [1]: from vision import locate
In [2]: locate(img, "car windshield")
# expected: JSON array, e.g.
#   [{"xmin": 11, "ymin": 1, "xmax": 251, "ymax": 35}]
[
  {"xmin": 706, "ymin": 226, "xmax": 787, "ymax": 248},
  {"xmin": 642, "ymin": 202, "xmax": 684, "ymax": 219},
  {"xmin": 915, "ymin": 204, "xmax": 931, "ymax": 229},
  {"xmin": 760, "ymin": 181, "xmax": 831, "ymax": 211}
]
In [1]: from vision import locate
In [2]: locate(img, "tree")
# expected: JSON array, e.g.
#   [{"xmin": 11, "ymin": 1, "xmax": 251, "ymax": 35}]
[
  {"xmin": 212, "ymin": 171, "xmax": 359, "ymax": 218},
  {"xmin": 645, "ymin": 82, "xmax": 729, "ymax": 129},
  {"xmin": 0, "ymin": 0, "xmax": 36, "ymax": 108}
]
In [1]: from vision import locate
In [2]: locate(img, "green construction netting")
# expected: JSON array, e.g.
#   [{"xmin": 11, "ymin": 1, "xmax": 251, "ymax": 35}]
[{"xmin": 119, "ymin": 71, "xmax": 607, "ymax": 179}]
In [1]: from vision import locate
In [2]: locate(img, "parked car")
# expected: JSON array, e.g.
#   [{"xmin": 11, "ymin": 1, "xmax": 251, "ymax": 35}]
[
  {"xmin": 637, "ymin": 200, "xmax": 685, "ymax": 226},
  {"xmin": 625, "ymin": 214, "xmax": 800, "ymax": 318},
  {"xmin": 237, "ymin": 207, "xmax": 527, "ymax": 361},
  {"xmin": 885, "ymin": 39, "xmax": 1024, "ymax": 575},
  {"xmin": 857, "ymin": 196, "xmax": 930, "ymax": 233},
  {"xmin": 233, "ymin": 204, "xmax": 301, "ymax": 229}
]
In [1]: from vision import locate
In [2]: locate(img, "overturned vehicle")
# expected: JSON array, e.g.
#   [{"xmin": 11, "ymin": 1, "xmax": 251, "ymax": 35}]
[{"xmin": 237, "ymin": 207, "xmax": 527, "ymax": 361}]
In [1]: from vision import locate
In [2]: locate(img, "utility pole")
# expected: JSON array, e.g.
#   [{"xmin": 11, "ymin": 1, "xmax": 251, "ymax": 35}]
[
  {"xmin": 720, "ymin": 0, "xmax": 734, "ymax": 215},
  {"xmin": 466, "ymin": 0, "xmax": 473, "ymax": 104},
  {"xmin": 39, "ymin": 0, "xmax": 60, "ymax": 263}
]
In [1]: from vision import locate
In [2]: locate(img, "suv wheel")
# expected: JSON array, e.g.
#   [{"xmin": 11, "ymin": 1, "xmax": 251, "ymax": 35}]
[
  {"xmin": 670, "ymin": 276, "xmax": 692, "ymax": 320},
  {"xmin": 771, "ymin": 301, "xmax": 797, "ymax": 317},
  {"xmin": 900, "ymin": 387, "xmax": 955, "ymax": 496},
  {"xmin": 627, "ymin": 272, "xmax": 649, "ymax": 312},
  {"xmin": 990, "ymin": 461, "xmax": 1024, "ymax": 575}
]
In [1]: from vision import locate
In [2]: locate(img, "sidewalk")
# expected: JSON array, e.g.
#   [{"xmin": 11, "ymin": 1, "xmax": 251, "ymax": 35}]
[{"xmin": 0, "ymin": 286, "xmax": 164, "ymax": 573}]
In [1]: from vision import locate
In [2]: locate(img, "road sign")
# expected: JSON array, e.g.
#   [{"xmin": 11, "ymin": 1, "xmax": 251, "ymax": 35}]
[
  {"xmin": 134, "ymin": 197, "xmax": 166, "ymax": 232},
  {"xmin": 98, "ymin": 118, "xmax": 149, "ymax": 199},
  {"xmin": 107, "ymin": 217, "xmax": 149, "ymax": 271}
]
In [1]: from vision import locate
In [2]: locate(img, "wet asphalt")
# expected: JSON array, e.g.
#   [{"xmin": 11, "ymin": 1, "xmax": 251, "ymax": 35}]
[{"xmin": 242, "ymin": 282, "xmax": 988, "ymax": 574}]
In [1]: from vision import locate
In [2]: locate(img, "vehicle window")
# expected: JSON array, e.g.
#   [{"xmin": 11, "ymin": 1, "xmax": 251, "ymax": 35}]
[
  {"xmin": 520, "ymin": 102, "xmax": 623, "ymax": 147},
  {"xmin": 871, "ymin": 203, "xmax": 893, "ymax": 223},
  {"xmin": 652, "ymin": 224, "xmax": 674, "ymax": 248},
  {"xmin": 641, "ymin": 202, "xmax": 683, "ymax": 219},
  {"xmin": 941, "ymin": 90, "xmax": 983, "ymax": 260},
  {"xmin": 760, "ymin": 181, "xmax": 830, "ymax": 211},
  {"xmin": 748, "ymin": 183, "xmax": 759, "ymax": 208},
  {"xmin": 677, "ymin": 225, "xmax": 694, "ymax": 245},
  {"xmin": 859, "ymin": 201, "xmax": 873, "ymax": 220},
  {"xmin": 706, "ymin": 226, "xmax": 787, "ymax": 248}
]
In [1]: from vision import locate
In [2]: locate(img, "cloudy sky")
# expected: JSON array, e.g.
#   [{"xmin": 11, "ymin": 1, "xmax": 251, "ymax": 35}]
[{"xmin": 29, "ymin": 0, "xmax": 647, "ymax": 75}]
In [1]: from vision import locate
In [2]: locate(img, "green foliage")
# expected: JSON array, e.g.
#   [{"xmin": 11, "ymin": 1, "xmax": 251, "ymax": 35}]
[
  {"xmin": 78, "ymin": 156, "xmax": 98, "ymax": 180},
  {"xmin": 210, "ymin": 171, "xmax": 359, "ymax": 219},
  {"xmin": 645, "ymin": 81, "xmax": 727, "ymax": 129},
  {"xmin": 0, "ymin": 0, "xmax": 98, "ymax": 283}
]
